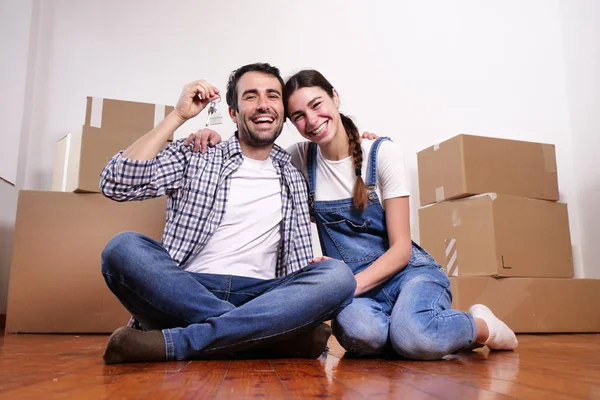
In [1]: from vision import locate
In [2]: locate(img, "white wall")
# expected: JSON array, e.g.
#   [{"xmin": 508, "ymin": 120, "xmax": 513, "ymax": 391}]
[
  {"xmin": 1, "ymin": 0, "xmax": 599, "ymax": 312},
  {"xmin": 0, "ymin": 0, "xmax": 37, "ymax": 315},
  {"xmin": 559, "ymin": 0, "xmax": 600, "ymax": 278},
  {"xmin": 0, "ymin": 0, "xmax": 34, "ymax": 184}
]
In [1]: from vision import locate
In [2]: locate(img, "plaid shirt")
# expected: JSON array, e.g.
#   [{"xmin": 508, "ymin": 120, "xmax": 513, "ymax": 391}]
[{"xmin": 100, "ymin": 134, "xmax": 314, "ymax": 277}]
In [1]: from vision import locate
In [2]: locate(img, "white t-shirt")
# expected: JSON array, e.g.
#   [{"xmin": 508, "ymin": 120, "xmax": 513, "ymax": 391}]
[
  {"xmin": 287, "ymin": 139, "xmax": 410, "ymax": 203},
  {"xmin": 185, "ymin": 156, "xmax": 282, "ymax": 279}
]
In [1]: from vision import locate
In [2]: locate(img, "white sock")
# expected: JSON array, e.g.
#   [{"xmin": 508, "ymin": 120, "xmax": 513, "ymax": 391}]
[{"xmin": 469, "ymin": 304, "xmax": 518, "ymax": 350}]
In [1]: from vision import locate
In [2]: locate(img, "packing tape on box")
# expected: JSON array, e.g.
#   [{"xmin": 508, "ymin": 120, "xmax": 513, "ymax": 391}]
[
  {"xmin": 452, "ymin": 209, "xmax": 461, "ymax": 227},
  {"xmin": 61, "ymin": 133, "xmax": 72, "ymax": 191},
  {"xmin": 90, "ymin": 97, "xmax": 104, "ymax": 128},
  {"xmin": 445, "ymin": 238, "xmax": 458, "ymax": 276},
  {"xmin": 542, "ymin": 144, "xmax": 557, "ymax": 173},
  {"xmin": 435, "ymin": 186, "xmax": 445, "ymax": 202},
  {"xmin": 433, "ymin": 143, "xmax": 440, "ymax": 151}
]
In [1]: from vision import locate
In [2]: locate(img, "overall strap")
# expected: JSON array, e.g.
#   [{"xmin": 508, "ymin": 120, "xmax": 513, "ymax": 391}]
[
  {"xmin": 306, "ymin": 142, "xmax": 319, "ymax": 212},
  {"xmin": 365, "ymin": 137, "xmax": 391, "ymax": 189}
]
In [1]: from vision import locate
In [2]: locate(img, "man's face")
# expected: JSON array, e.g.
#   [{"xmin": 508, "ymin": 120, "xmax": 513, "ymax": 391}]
[{"xmin": 229, "ymin": 71, "xmax": 285, "ymax": 147}]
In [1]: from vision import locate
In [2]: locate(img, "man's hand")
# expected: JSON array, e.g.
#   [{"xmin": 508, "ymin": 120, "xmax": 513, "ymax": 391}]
[
  {"xmin": 174, "ymin": 80, "xmax": 221, "ymax": 122},
  {"xmin": 361, "ymin": 131, "xmax": 380, "ymax": 140},
  {"xmin": 184, "ymin": 129, "xmax": 222, "ymax": 153}
]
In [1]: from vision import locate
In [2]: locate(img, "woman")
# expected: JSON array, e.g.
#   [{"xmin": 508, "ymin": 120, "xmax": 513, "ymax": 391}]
[{"xmin": 282, "ymin": 69, "xmax": 517, "ymax": 360}]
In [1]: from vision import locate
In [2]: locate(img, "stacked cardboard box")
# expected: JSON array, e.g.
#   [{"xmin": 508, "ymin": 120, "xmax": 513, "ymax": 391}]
[
  {"xmin": 6, "ymin": 192, "xmax": 166, "ymax": 333},
  {"xmin": 417, "ymin": 134, "xmax": 600, "ymax": 333},
  {"xmin": 6, "ymin": 97, "xmax": 172, "ymax": 333},
  {"xmin": 52, "ymin": 97, "xmax": 174, "ymax": 193}
]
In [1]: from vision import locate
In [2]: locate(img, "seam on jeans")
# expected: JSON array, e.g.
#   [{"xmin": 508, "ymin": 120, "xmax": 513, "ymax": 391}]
[
  {"xmin": 224, "ymin": 276, "xmax": 232, "ymax": 302},
  {"xmin": 430, "ymin": 282, "xmax": 448, "ymax": 315},
  {"xmin": 163, "ymin": 329, "xmax": 174, "ymax": 360},
  {"xmin": 467, "ymin": 312, "xmax": 477, "ymax": 344},
  {"xmin": 210, "ymin": 289, "xmax": 258, "ymax": 298},
  {"xmin": 381, "ymin": 286, "xmax": 397, "ymax": 310},
  {"xmin": 102, "ymin": 271, "xmax": 197, "ymax": 326}
]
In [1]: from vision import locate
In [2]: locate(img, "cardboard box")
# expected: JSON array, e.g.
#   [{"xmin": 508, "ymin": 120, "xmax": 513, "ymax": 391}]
[
  {"xmin": 85, "ymin": 96, "xmax": 174, "ymax": 138},
  {"xmin": 6, "ymin": 191, "xmax": 167, "ymax": 333},
  {"xmin": 450, "ymin": 277, "xmax": 600, "ymax": 333},
  {"xmin": 51, "ymin": 125, "xmax": 169, "ymax": 193},
  {"xmin": 417, "ymin": 134, "xmax": 559, "ymax": 206},
  {"xmin": 419, "ymin": 194, "xmax": 573, "ymax": 278}
]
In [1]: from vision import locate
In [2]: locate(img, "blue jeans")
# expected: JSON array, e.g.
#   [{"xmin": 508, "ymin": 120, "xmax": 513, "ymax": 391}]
[
  {"xmin": 332, "ymin": 265, "xmax": 476, "ymax": 360},
  {"xmin": 101, "ymin": 232, "xmax": 356, "ymax": 361}
]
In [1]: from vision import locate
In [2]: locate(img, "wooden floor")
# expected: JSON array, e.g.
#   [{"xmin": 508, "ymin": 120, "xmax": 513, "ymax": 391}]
[{"xmin": 1, "ymin": 332, "xmax": 599, "ymax": 399}]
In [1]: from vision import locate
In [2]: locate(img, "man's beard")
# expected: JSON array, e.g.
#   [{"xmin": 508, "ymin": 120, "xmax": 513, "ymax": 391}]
[{"xmin": 238, "ymin": 119, "xmax": 284, "ymax": 147}]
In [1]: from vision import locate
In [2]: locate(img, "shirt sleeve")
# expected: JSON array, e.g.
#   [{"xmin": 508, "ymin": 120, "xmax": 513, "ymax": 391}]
[
  {"xmin": 286, "ymin": 142, "xmax": 309, "ymax": 181},
  {"xmin": 100, "ymin": 139, "xmax": 190, "ymax": 201},
  {"xmin": 377, "ymin": 140, "xmax": 411, "ymax": 199}
]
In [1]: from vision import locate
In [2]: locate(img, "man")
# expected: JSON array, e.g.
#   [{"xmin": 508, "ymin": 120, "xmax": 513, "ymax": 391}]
[{"xmin": 100, "ymin": 63, "xmax": 356, "ymax": 364}]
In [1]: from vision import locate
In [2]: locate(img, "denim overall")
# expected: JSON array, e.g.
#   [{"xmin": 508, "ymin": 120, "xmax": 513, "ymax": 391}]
[{"xmin": 307, "ymin": 138, "xmax": 476, "ymax": 360}]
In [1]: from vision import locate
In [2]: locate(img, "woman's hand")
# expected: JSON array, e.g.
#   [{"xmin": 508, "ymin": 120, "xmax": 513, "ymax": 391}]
[
  {"xmin": 361, "ymin": 131, "xmax": 380, "ymax": 140},
  {"xmin": 184, "ymin": 129, "xmax": 222, "ymax": 153},
  {"xmin": 308, "ymin": 256, "xmax": 333, "ymax": 264}
]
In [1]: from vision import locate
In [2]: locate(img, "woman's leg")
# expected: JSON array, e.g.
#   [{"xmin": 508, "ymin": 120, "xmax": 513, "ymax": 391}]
[
  {"xmin": 332, "ymin": 297, "xmax": 390, "ymax": 356},
  {"xmin": 389, "ymin": 266, "xmax": 517, "ymax": 360},
  {"xmin": 389, "ymin": 266, "xmax": 476, "ymax": 360}
]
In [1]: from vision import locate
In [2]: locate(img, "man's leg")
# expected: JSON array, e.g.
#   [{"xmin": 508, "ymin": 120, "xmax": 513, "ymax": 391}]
[
  {"xmin": 104, "ymin": 258, "xmax": 356, "ymax": 363},
  {"xmin": 223, "ymin": 275, "xmax": 334, "ymax": 359},
  {"xmin": 101, "ymin": 232, "xmax": 235, "ymax": 328}
]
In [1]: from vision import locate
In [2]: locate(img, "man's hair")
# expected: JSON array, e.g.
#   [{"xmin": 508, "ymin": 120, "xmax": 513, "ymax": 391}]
[{"xmin": 226, "ymin": 63, "xmax": 284, "ymax": 112}]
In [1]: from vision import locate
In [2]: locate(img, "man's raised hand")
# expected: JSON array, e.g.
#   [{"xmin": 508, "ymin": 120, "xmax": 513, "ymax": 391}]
[{"xmin": 174, "ymin": 80, "xmax": 221, "ymax": 122}]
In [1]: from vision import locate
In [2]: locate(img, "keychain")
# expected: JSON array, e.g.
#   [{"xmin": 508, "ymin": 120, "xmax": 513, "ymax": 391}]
[{"xmin": 205, "ymin": 98, "xmax": 223, "ymax": 127}]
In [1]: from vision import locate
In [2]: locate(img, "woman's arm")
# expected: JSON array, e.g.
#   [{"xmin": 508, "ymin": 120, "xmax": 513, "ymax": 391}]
[{"xmin": 353, "ymin": 196, "xmax": 412, "ymax": 296}]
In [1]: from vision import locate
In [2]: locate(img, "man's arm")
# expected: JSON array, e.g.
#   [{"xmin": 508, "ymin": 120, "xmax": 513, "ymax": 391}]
[
  {"xmin": 122, "ymin": 80, "xmax": 219, "ymax": 160},
  {"xmin": 100, "ymin": 141, "xmax": 188, "ymax": 201},
  {"xmin": 100, "ymin": 80, "xmax": 221, "ymax": 201}
]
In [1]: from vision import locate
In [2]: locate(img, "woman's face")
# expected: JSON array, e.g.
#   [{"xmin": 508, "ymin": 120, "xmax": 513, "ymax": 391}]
[{"xmin": 286, "ymin": 86, "xmax": 340, "ymax": 145}]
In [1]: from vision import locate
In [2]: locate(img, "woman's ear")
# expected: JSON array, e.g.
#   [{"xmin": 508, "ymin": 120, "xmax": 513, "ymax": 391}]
[{"xmin": 332, "ymin": 88, "xmax": 340, "ymax": 108}]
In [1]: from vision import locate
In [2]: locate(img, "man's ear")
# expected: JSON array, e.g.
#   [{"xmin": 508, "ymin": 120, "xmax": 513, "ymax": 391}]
[
  {"xmin": 332, "ymin": 88, "xmax": 340, "ymax": 108},
  {"xmin": 228, "ymin": 106, "xmax": 238, "ymax": 124}
]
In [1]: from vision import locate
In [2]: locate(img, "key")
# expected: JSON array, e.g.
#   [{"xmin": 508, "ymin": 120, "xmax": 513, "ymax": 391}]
[
  {"xmin": 205, "ymin": 102, "xmax": 217, "ymax": 127},
  {"xmin": 205, "ymin": 101, "xmax": 223, "ymax": 127}
]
